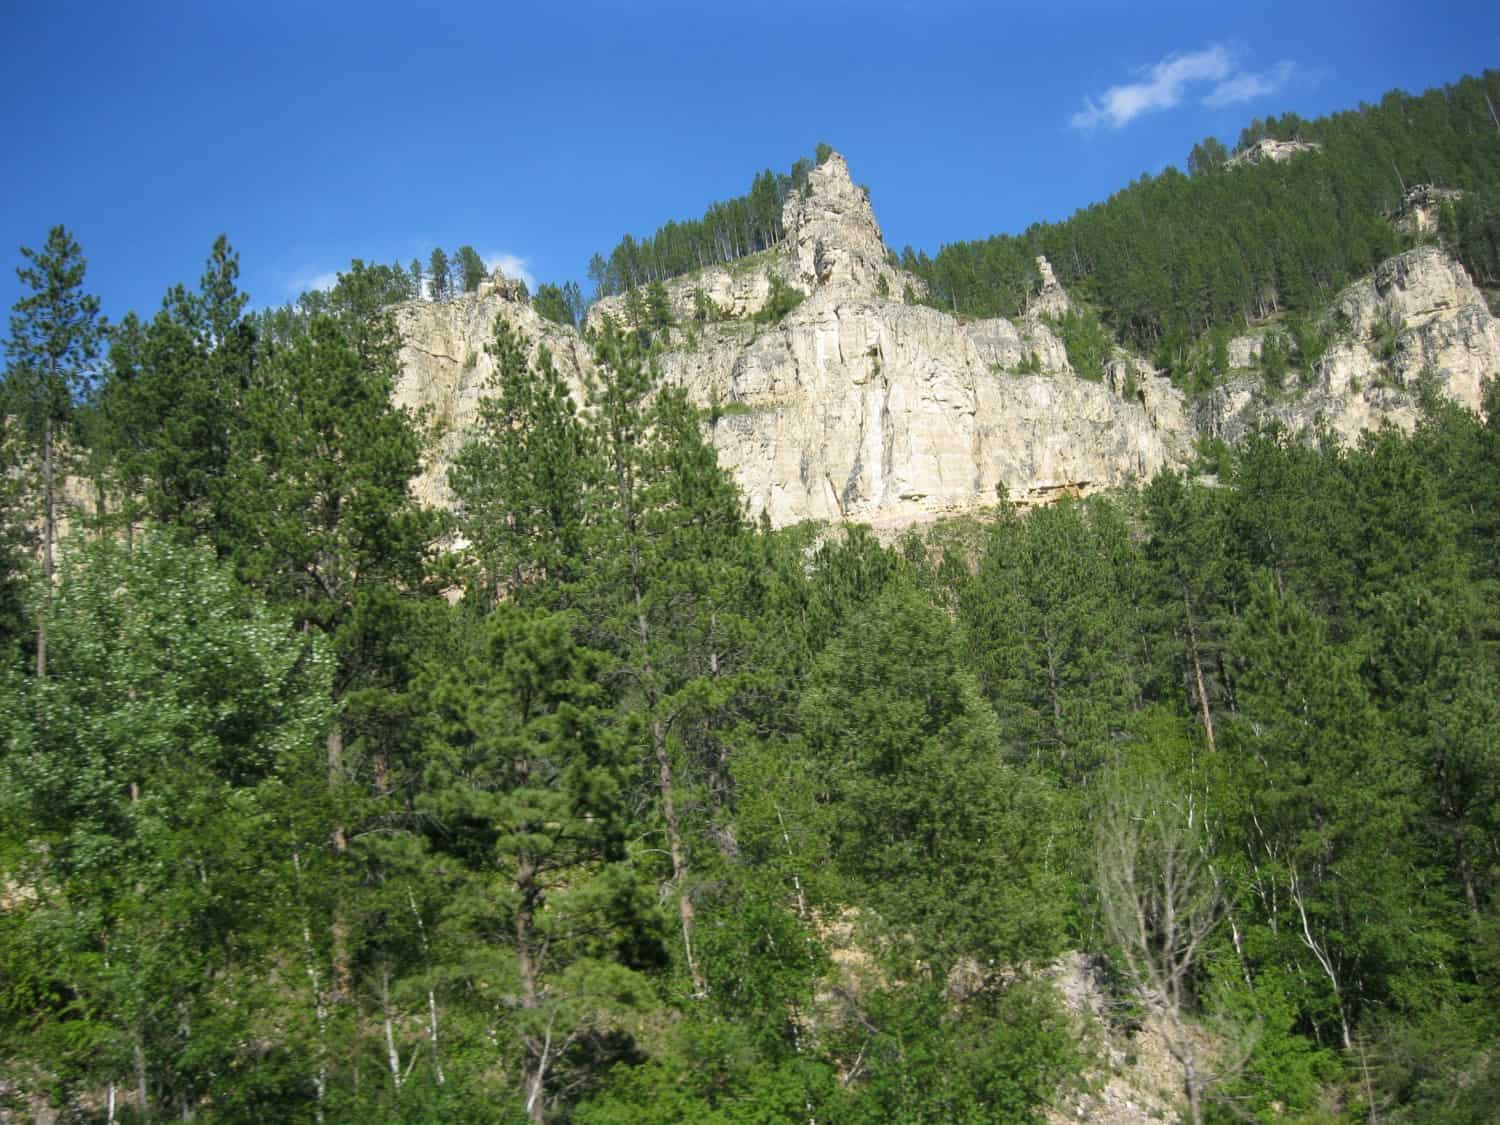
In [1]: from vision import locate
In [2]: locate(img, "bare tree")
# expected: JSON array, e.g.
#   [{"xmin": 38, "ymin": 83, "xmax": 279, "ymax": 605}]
[{"xmin": 1096, "ymin": 772, "xmax": 1225, "ymax": 1125}]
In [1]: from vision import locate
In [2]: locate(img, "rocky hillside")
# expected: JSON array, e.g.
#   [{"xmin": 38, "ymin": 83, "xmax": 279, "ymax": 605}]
[
  {"xmin": 392, "ymin": 152, "xmax": 1499, "ymax": 531},
  {"xmin": 1203, "ymin": 243, "xmax": 1500, "ymax": 443}
]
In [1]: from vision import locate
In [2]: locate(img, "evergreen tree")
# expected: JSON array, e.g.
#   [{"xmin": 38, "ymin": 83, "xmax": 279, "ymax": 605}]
[
  {"xmin": 95, "ymin": 236, "xmax": 252, "ymax": 544},
  {"xmin": 532, "ymin": 283, "xmax": 576, "ymax": 327},
  {"xmin": 421, "ymin": 605, "xmax": 651, "ymax": 1122},
  {"xmin": 454, "ymin": 245, "xmax": 486, "ymax": 293},
  {"xmin": 3, "ymin": 226, "xmax": 104, "ymax": 675},
  {"xmin": 576, "ymin": 324, "xmax": 750, "ymax": 997},
  {"xmin": 797, "ymin": 578, "xmax": 1067, "ymax": 968},
  {"xmin": 428, "ymin": 247, "xmax": 450, "ymax": 301},
  {"xmin": 450, "ymin": 317, "xmax": 595, "ymax": 601}
]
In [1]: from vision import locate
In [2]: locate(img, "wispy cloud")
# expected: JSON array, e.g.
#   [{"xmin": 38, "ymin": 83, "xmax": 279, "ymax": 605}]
[
  {"xmin": 483, "ymin": 252, "xmax": 535, "ymax": 291},
  {"xmin": 1072, "ymin": 46, "xmax": 1294, "ymax": 130},
  {"xmin": 1204, "ymin": 60, "xmax": 1296, "ymax": 108},
  {"xmin": 286, "ymin": 268, "xmax": 339, "ymax": 296}
]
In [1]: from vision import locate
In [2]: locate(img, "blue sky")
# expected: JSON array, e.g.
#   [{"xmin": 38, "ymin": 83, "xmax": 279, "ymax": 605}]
[{"xmin": 3, "ymin": 0, "xmax": 1495, "ymax": 326}]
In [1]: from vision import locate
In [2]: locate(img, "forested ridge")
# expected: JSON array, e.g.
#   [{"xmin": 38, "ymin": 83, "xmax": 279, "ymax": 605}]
[
  {"xmin": 901, "ymin": 71, "xmax": 1500, "ymax": 374},
  {"xmin": 3, "ymin": 75, "xmax": 1500, "ymax": 1124},
  {"xmin": 584, "ymin": 144, "xmax": 835, "ymax": 300}
]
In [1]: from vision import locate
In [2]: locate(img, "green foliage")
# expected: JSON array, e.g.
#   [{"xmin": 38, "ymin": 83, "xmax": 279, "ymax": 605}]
[
  {"xmin": 952, "ymin": 500, "xmax": 1145, "ymax": 785},
  {"xmin": 1050, "ymin": 308, "xmax": 1112, "ymax": 382},
  {"xmin": 428, "ymin": 247, "xmax": 450, "ymax": 301},
  {"xmin": 796, "ymin": 579, "xmax": 1068, "ymax": 967},
  {"xmin": 3, "ymin": 224, "xmax": 105, "ymax": 645},
  {"xmin": 1374, "ymin": 306, "xmax": 1406, "ymax": 362},
  {"xmin": 1187, "ymin": 136, "xmax": 1229, "ymax": 176},
  {"xmin": 908, "ymin": 72, "xmax": 1500, "ymax": 353},
  {"xmin": 1259, "ymin": 327, "xmax": 1292, "ymax": 389},
  {"xmin": 533, "ymin": 281, "xmax": 584, "ymax": 327},
  {"xmin": 11, "ymin": 103, "xmax": 1500, "ymax": 1116},
  {"xmin": 454, "ymin": 245, "xmax": 486, "ymax": 293},
  {"xmin": 5, "ymin": 225, "xmax": 105, "ymax": 447},
  {"xmin": 450, "ymin": 318, "xmax": 594, "ymax": 600},
  {"xmin": 420, "ymin": 604, "xmax": 655, "ymax": 1119},
  {"xmin": 690, "ymin": 287, "xmax": 719, "ymax": 323},
  {"xmin": 0, "ymin": 535, "xmax": 334, "ymax": 1115},
  {"xmin": 829, "ymin": 982, "xmax": 1082, "ymax": 1124},
  {"xmin": 751, "ymin": 275, "xmax": 804, "ymax": 325},
  {"xmin": 588, "ymin": 149, "xmax": 822, "ymax": 297}
]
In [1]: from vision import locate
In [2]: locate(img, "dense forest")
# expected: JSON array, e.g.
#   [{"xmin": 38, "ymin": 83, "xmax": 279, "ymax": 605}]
[
  {"xmin": 4, "ymin": 74, "xmax": 1500, "ymax": 1123},
  {"xmin": 901, "ymin": 71, "xmax": 1500, "ymax": 371},
  {"xmin": 583, "ymin": 145, "xmax": 834, "ymax": 300}
]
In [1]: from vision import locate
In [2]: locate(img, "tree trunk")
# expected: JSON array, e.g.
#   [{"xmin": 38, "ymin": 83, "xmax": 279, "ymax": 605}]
[
  {"xmin": 326, "ymin": 724, "xmax": 353, "ymax": 1002},
  {"xmin": 134, "ymin": 1033, "xmax": 149, "ymax": 1118},
  {"xmin": 653, "ymin": 716, "xmax": 707, "ymax": 997},
  {"xmin": 1184, "ymin": 1059, "xmax": 1204, "ymax": 1125},
  {"xmin": 515, "ymin": 865, "xmax": 549, "ymax": 1124},
  {"xmin": 1182, "ymin": 583, "xmax": 1217, "ymax": 752},
  {"xmin": 407, "ymin": 889, "xmax": 445, "ymax": 1084},
  {"xmin": 37, "ymin": 413, "xmax": 53, "ymax": 678},
  {"xmin": 291, "ymin": 849, "xmax": 329, "ymax": 1125}
]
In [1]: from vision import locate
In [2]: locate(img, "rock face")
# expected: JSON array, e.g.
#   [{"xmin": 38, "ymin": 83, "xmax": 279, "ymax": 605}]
[
  {"xmin": 1029, "ymin": 255, "xmax": 1073, "ymax": 319},
  {"xmin": 1225, "ymin": 137, "xmax": 1322, "ymax": 167},
  {"xmin": 1200, "ymin": 245, "xmax": 1499, "ymax": 444},
  {"xmin": 666, "ymin": 294, "xmax": 1190, "ymax": 529},
  {"xmin": 1393, "ymin": 184, "xmax": 1464, "ymax": 235},
  {"xmin": 781, "ymin": 152, "xmax": 911, "ymax": 299},
  {"xmin": 391, "ymin": 275, "xmax": 593, "ymax": 509},
  {"xmin": 393, "ymin": 155, "xmax": 1496, "ymax": 532}
]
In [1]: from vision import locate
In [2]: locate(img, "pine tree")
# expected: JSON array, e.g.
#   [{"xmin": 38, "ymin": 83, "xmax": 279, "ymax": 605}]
[
  {"xmin": 576, "ymin": 324, "xmax": 751, "ymax": 998},
  {"xmin": 4, "ymin": 226, "xmax": 104, "ymax": 676},
  {"xmin": 454, "ymin": 245, "xmax": 487, "ymax": 293},
  {"xmin": 94, "ymin": 236, "xmax": 251, "ymax": 544},
  {"xmin": 421, "ymin": 605, "xmax": 650, "ymax": 1122},
  {"xmin": 450, "ymin": 317, "xmax": 594, "ymax": 601},
  {"xmin": 796, "ymin": 577, "xmax": 1067, "ymax": 968},
  {"xmin": 428, "ymin": 248, "xmax": 450, "ymax": 301}
]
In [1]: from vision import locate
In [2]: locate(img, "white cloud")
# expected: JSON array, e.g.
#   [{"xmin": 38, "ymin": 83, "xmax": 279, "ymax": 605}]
[
  {"xmin": 1072, "ymin": 46, "xmax": 1233, "ymax": 129},
  {"xmin": 483, "ymin": 251, "xmax": 535, "ymax": 291},
  {"xmin": 286, "ymin": 269, "xmax": 339, "ymax": 296},
  {"xmin": 1204, "ymin": 60, "xmax": 1296, "ymax": 108},
  {"xmin": 1072, "ymin": 46, "xmax": 1294, "ymax": 130}
]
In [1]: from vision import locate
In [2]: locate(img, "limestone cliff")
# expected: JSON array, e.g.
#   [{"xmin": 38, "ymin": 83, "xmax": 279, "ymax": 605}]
[
  {"xmin": 390, "ymin": 274, "xmax": 593, "ymax": 509},
  {"xmin": 396, "ymin": 152, "xmax": 1193, "ymax": 529},
  {"xmin": 1202, "ymin": 245, "xmax": 1499, "ymax": 444},
  {"xmin": 392, "ymin": 155, "xmax": 1496, "ymax": 532}
]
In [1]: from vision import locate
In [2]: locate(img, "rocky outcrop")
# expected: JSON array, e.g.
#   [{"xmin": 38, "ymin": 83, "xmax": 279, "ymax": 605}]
[
  {"xmin": 585, "ymin": 152, "xmax": 919, "ymax": 334},
  {"xmin": 390, "ymin": 273, "xmax": 593, "ymax": 509},
  {"xmin": 396, "ymin": 152, "xmax": 1193, "ymax": 530},
  {"xmin": 1029, "ymin": 255, "xmax": 1073, "ymax": 319},
  {"xmin": 1200, "ymin": 245, "xmax": 1499, "ymax": 443},
  {"xmin": 781, "ymin": 152, "xmax": 911, "ymax": 300},
  {"xmin": 1226, "ymin": 331, "xmax": 1264, "ymax": 370},
  {"xmin": 1392, "ymin": 184, "xmax": 1464, "ymax": 235},
  {"xmin": 392, "ymin": 154, "xmax": 1496, "ymax": 534},
  {"xmin": 1225, "ymin": 137, "xmax": 1322, "ymax": 167},
  {"xmin": 586, "ymin": 256, "xmax": 782, "ymax": 331},
  {"xmin": 666, "ymin": 291, "xmax": 1190, "ymax": 529}
]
